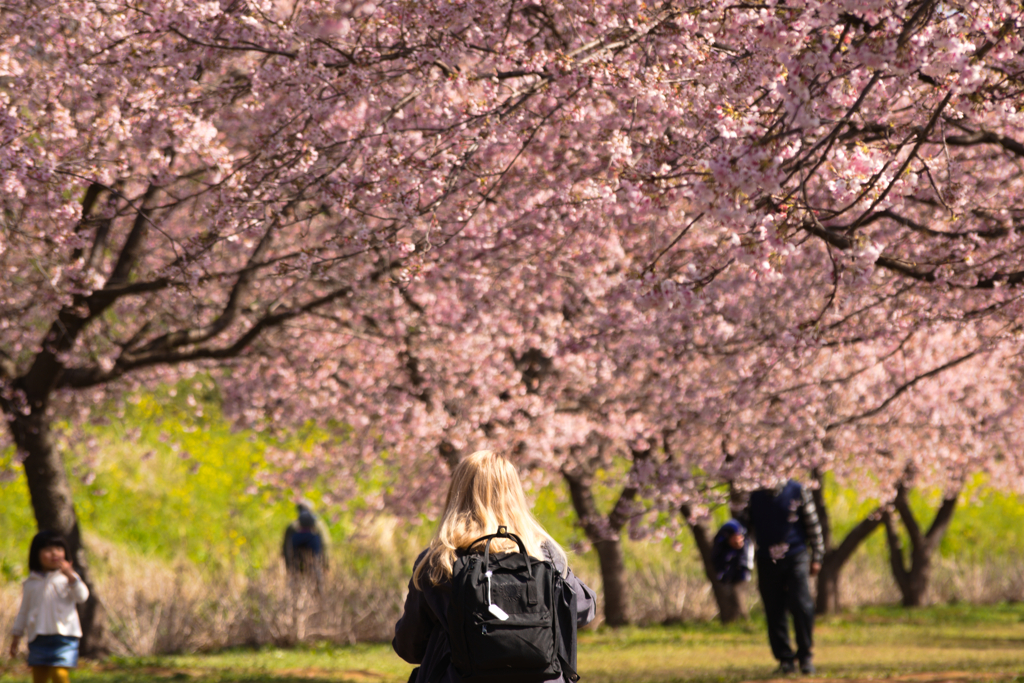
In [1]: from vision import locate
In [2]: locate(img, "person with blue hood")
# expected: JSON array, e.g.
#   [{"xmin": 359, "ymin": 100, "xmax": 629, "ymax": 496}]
[
  {"xmin": 712, "ymin": 519, "xmax": 754, "ymax": 584},
  {"xmin": 283, "ymin": 501, "xmax": 329, "ymax": 591}
]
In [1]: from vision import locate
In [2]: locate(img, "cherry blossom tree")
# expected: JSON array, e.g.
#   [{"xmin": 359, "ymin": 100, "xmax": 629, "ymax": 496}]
[
  {"xmin": 297, "ymin": 0, "xmax": 1024, "ymax": 614},
  {"xmin": 4, "ymin": 0, "xmax": 1024, "ymax": 646}
]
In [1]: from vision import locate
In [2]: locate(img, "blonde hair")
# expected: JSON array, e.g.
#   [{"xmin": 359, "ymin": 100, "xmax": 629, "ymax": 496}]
[{"xmin": 414, "ymin": 450, "xmax": 567, "ymax": 589}]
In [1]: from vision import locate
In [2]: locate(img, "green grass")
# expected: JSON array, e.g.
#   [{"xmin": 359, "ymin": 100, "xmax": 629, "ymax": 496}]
[
  {"xmin": 576, "ymin": 607, "xmax": 1024, "ymax": 683},
  {"xmin": 4, "ymin": 606, "xmax": 1024, "ymax": 683}
]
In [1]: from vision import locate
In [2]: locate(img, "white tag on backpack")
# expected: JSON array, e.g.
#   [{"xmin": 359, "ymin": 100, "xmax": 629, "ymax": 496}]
[{"xmin": 488, "ymin": 603, "xmax": 510, "ymax": 621}]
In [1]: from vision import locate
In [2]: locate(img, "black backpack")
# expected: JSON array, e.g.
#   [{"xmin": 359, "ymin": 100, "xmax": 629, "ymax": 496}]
[{"xmin": 442, "ymin": 526, "xmax": 580, "ymax": 683}]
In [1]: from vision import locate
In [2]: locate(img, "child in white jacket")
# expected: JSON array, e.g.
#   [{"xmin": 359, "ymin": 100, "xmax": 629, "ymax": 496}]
[{"xmin": 7, "ymin": 531, "xmax": 90, "ymax": 683}]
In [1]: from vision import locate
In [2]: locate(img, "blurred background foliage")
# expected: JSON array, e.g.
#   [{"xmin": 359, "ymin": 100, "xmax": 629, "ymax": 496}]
[
  {"xmin": 2, "ymin": 379, "xmax": 1024, "ymax": 609},
  {"xmin": 0, "ymin": 377, "xmax": 417, "ymax": 581}
]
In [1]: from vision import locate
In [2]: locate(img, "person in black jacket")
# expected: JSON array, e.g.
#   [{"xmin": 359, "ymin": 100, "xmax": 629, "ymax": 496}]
[
  {"xmin": 740, "ymin": 479, "xmax": 825, "ymax": 675},
  {"xmin": 393, "ymin": 450, "xmax": 597, "ymax": 683}
]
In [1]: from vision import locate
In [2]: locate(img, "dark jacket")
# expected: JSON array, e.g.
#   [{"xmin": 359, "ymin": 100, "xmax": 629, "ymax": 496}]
[
  {"xmin": 711, "ymin": 519, "xmax": 754, "ymax": 584},
  {"xmin": 393, "ymin": 543, "xmax": 597, "ymax": 683},
  {"xmin": 742, "ymin": 479, "xmax": 825, "ymax": 565}
]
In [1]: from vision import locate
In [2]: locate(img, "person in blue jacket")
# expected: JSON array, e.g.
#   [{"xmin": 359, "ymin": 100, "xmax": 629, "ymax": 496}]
[
  {"xmin": 283, "ymin": 502, "xmax": 328, "ymax": 592},
  {"xmin": 740, "ymin": 479, "xmax": 825, "ymax": 675},
  {"xmin": 712, "ymin": 519, "xmax": 754, "ymax": 584}
]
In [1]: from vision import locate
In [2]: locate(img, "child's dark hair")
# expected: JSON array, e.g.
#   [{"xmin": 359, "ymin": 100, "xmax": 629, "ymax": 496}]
[{"xmin": 28, "ymin": 530, "xmax": 69, "ymax": 572}]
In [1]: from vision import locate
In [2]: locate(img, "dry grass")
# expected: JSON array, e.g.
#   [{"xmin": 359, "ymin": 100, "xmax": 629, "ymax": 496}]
[
  {"xmin": 622, "ymin": 552, "xmax": 722, "ymax": 624},
  {"xmin": 930, "ymin": 554, "xmax": 1024, "ymax": 605},
  {"xmin": 4, "ymin": 533, "xmax": 1024, "ymax": 656},
  {"xmin": 90, "ymin": 541, "xmax": 409, "ymax": 655},
  {"xmin": 0, "ymin": 583, "xmax": 19, "ymax": 649},
  {"xmin": 826, "ymin": 551, "xmax": 1024, "ymax": 609},
  {"xmin": 598, "ymin": 544, "xmax": 1024, "ymax": 625},
  {"xmin": 1, "ymin": 532, "xmax": 411, "ymax": 657}
]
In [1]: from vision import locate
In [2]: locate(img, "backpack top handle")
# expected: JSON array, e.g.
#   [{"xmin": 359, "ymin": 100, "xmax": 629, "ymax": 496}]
[
  {"xmin": 480, "ymin": 526, "xmax": 530, "ymax": 570},
  {"xmin": 475, "ymin": 526, "xmax": 537, "ymax": 606}
]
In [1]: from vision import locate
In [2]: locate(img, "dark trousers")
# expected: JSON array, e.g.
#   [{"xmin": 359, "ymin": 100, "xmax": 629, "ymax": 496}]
[{"xmin": 756, "ymin": 549, "xmax": 814, "ymax": 663}]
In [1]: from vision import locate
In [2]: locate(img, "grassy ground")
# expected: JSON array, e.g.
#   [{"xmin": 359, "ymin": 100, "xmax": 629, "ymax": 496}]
[{"xmin": 3, "ymin": 605, "xmax": 1023, "ymax": 683}]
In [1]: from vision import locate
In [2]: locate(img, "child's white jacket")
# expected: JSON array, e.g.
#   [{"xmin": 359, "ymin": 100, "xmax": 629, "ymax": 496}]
[{"xmin": 11, "ymin": 571, "xmax": 90, "ymax": 642}]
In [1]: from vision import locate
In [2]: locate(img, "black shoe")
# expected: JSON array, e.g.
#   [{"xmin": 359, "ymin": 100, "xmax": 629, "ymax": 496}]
[
  {"xmin": 799, "ymin": 658, "xmax": 815, "ymax": 675},
  {"xmin": 776, "ymin": 660, "xmax": 796, "ymax": 675}
]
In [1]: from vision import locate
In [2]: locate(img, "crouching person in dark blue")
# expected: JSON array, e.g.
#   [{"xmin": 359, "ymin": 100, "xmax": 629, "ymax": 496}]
[
  {"xmin": 712, "ymin": 519, "xmax": 754, "ymax": 585},
  {"xmin": 740, "ymin": 479, "xmax": 824, "ymax": 675},
  {"xmin": 393, "ymin": 450, "xmax": 597, "ymax": 683}
]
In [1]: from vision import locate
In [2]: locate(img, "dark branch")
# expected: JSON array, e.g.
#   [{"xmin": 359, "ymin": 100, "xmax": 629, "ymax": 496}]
[
  {"xmin": 129, "ymin": 220, "xmax": 277, "ymax": 355},
  {"xmin": 943, "ymin": 130, "xmax": 1024, "ymax": 159},
  {"xmin": 57, "ymin": 284, "xmax": 354, "ymax": 389},
  {"xmin": 892, "ymin": 483, "xmax": 923, "ymax": 548},
  {"xmin": 607, "ymin": 447, "xmax": 651, "ymax": 532},
  {"xmin": 18, "ymin": 185, "xmax": 161, "ymax": 404},
  {"xmin": 924, "ymin": 492, "xmax": 959, "ymax": 547},
  {"xmin": 829, "ymin": 510, "xmax": 883, "ymax": 567},
  {"xmin": 828, "ymin": 348, "xmax": 982, "ymax": 428},
  {"xmin": 882, "ymin": 510, "xmax": 910, "ymax": 590}
]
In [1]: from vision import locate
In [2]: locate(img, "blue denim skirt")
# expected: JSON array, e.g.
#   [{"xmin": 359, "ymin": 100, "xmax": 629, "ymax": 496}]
[{"xmin": 27, "ymin": 634, "xmax": 80, "ymax": 667}]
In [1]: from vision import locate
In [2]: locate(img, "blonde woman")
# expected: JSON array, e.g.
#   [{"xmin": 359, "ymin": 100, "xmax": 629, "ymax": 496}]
[{"xmin": 393, "ymin": 450, "xmax": 596, "ymax": 683}]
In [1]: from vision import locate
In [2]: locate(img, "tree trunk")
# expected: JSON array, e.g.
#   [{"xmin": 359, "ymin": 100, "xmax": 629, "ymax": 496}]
[
  {"xmin": 561, "ymin": 446, "xmax": 655, "ymax": 630},
  {"xmin": 810, "ymin": 473, "xmax": 883, "ymax": 614},
  {"xmin": 711, "ymin": 578, "xmax": 746, "ymax": 625},
  {"xmin": 882, "ymin": 483, "xmax": 959, "ymax": 607},
  {"xmin": 680, "ymin": 505, "xmax": 747, "ymax": 623},
  {"xmin": 592, "ymin": 537, "xmax": 630, "ymax": 627},
  {"xmin": 814, "ymin": 514, "xmax": 881, "ymax": 615},
  {"xmin": 562, "ymin": 468, "xmax": 631, "ymax": 626},
  {"xmin": 11, "ymin": 411, "xmax": 108, "ymax": 657},
  {"xmin": 815, "ymin": 560, "xmax": 840, "ymax": 614}
]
